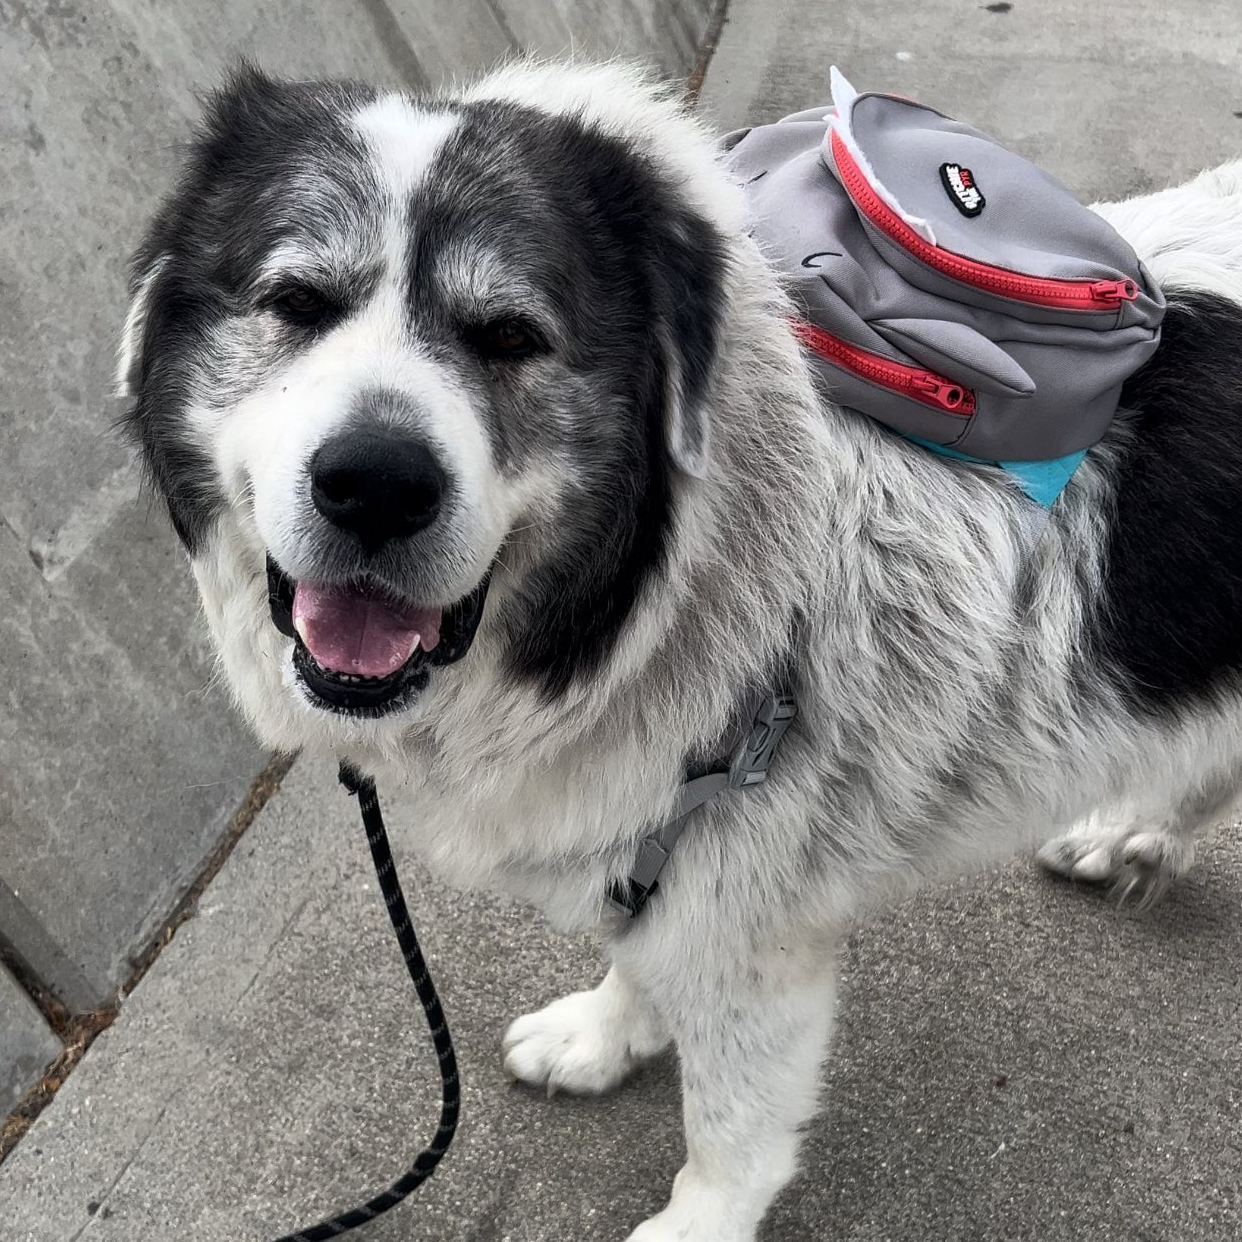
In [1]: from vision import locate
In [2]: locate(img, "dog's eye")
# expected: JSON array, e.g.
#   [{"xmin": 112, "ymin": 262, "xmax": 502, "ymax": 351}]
[
  {"xmin": 467, "ymin": 318, "xmax": 546, "ymax": 362},
  {"xmin": 268, "ymin": 285, "xmax": 335, "ymax": 327}
]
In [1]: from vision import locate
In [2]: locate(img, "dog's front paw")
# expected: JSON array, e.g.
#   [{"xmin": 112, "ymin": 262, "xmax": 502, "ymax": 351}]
[
  {"xmin": 624, "ymin": 1188, "xmax": 754, "ymax": 1242},
  {"xmin": 502, "ymin": 983, "xmax": 666, "ymax": 1096},
  {"xmin": 626, "ymin": 1217, "xmax": 696, "ymax": 1242}
]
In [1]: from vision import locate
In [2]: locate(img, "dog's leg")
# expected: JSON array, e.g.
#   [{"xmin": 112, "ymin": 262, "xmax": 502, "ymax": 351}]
[
  {"xmin": 622, "ymin": 943, "xmax": 839, "ymax": 1242},
  {"xmin": 1036, "ymin": 773, "xmax": 1238, "ymax": 903},
  {"xmin": 502, "ymin": 963, "xmax": 670, "ymax": 1095}
]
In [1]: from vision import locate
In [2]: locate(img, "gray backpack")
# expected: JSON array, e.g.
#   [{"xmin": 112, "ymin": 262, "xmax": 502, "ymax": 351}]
[{"xmin": 724, "ymin": 70, "xmax": 1165, "ymax": 499}]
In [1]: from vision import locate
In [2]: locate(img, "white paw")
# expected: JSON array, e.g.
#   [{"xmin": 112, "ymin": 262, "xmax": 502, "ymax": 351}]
[
  {"xmin": 624, "ymin": 1179, "xmax": 754, "ymax": 1242},
  {"xmin": 502, "ymin": 985, "xmax": 666, "ymax": 1096},
  {"xmin": 1037, "ymin": 819, "xmax": 1193, "ymax": 904},
  {"xmin": 626, "ymin": 1216, "xmax": 699, "ymax": 1242}
]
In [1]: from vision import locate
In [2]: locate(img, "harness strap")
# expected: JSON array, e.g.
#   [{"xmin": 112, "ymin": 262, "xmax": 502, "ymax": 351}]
[{"xmin": 606, "ymin": 691, "xmax": 798, "ymax": 918}]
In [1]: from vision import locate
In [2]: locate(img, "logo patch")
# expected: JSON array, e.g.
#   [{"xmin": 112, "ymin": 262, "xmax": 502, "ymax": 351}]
[{"xmin": 939, "ymin": 162, "xmax": 985, "ymax": 217}]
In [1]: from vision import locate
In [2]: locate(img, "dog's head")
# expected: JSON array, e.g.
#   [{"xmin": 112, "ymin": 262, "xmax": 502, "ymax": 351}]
[{"xmin": 120, "ymin": 62, "xmax": 742, "ymax": 750}]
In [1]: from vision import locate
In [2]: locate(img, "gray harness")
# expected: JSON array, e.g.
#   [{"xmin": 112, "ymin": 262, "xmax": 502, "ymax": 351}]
[{"xmin": 607, "ymin": 691, "xmax": 798, "ymax": 918}]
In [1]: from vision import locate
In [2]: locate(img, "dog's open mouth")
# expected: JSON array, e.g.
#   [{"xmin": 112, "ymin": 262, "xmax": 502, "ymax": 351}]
[{"xmin": 266, "ymin": 557, "xmax": 488, "ymax": 716}]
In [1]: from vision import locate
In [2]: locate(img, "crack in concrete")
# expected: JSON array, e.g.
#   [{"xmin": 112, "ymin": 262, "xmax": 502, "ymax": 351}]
[
  {"xmin": 686, "ymin": 0, "xmax": 731, "ymax": 102},
  {"xmin": 357, "ymin": 0, "xmax": 431, "ymax": 92},
  {"xmin": 65, "ymin": 1102, "xmax": 170, "ymax": 1242}
]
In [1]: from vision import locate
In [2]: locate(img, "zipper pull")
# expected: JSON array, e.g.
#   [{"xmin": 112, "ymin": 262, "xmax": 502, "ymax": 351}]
[
  {"xmin": 1090, "ymin": 278, "xmax": 1139, "ymax": 305},
  {"xmin": 911, "ymin": 374, "xmax": 974, "ymax": 413}
]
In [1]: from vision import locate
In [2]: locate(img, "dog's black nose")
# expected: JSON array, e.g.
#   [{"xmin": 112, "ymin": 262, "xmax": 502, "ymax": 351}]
[{"xmin": 310, "ymin": 427, "xmax": 446, "ymax": 551}]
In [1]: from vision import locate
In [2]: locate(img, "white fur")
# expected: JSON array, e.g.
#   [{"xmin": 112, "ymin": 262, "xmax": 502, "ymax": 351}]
[
  {"xmin": 146, "ymin": 64, "xmax": 1242, "ymax": 1240},
  {"xmin": 502, "ymin": 966, "xmax": 669, "ymax": 1095},
  {"xmin": 116, "ymin": 255, "xmax": 168, "ymax": 397},
  {"xmin": 353, "ymin": 97, "xmax": 458, "ymax": 201}
]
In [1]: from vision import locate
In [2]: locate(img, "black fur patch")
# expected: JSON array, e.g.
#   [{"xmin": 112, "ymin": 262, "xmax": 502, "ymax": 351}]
[
  {"xmin": 121, "ymin": 67, "xmax": 378, "ymax": 553},
  {"xmin": 415, "ymin": 102, "xmax": 729, "ymax": 698},
  {"xmin": 1093, "ymin": 291, "xmax": 1242, "ymax": 711}
]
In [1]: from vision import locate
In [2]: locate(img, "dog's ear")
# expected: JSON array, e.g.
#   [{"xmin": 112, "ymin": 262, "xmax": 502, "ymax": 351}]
[
  {"xmin": 648, "ymin": 207, "xmax": 729, "ymax": 478},
  {"xmin": 201, "ymin": 62, "xmax": 299, "ymax": 147},
  {"xmin": 117, "ymin": 64, "xmax": 289, "ymax": 399},
  {"xmin": 116, "ymin": 254, "xmax": 168, "ymax": 399}
]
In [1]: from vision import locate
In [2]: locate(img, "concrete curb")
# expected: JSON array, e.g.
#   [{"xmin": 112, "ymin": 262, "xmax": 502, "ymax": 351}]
[{"xmin": 0, "ymin": 968, "xmax": 59, "ymax": 1116}]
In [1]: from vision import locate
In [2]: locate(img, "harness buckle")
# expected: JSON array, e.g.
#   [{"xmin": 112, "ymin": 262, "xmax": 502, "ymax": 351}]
[
  {"xmin": 607, "ymin": 690, "xmax": 798, "ymax": 920},
  {"xmin": 605, "ymin": 832, "xmax": 676, "ymax": 917},
  {"xmin": 729, "ymin": 694, "xmax": 798, "ymax": 789}
]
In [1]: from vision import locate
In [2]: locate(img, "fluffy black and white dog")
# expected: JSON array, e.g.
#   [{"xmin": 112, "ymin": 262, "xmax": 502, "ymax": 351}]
[{"xmin": 119, "ymin": 61, "xmax": 1242, "ymax": 1241}]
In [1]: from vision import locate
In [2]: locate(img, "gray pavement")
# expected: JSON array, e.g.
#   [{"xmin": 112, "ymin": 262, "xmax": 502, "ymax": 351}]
[
  {"xmin": 0, "ymin": 967, "xmax": 58, "ymax": 1116},
  {"xmin": 696, "ymin": 0, "xmax": 1242, "ymax": 196},
  {"xmin": 1, "ymin": 761, "xmax": 1239, "ymax": 1241},
  {"xmin": 3, "ymin": 0, "xmax": 1242, "ymax": 1239}
]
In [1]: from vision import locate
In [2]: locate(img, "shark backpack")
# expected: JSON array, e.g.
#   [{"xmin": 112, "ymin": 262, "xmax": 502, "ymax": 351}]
[{"xmin": 723, "ymin": 70, "xmax": 1166, "ymax": 504}]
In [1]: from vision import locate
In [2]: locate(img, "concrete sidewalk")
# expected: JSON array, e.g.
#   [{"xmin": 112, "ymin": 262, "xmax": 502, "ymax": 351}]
[
  {"xmin": 1, "ymin": 760, "xmax": 1239, "ymax": 1241},
  {"xmin": 3, "ymin": 0, "xmax": 1242, "ymax": 1239}
]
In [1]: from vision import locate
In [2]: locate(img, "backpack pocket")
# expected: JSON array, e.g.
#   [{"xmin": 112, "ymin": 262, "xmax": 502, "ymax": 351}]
[
  {"xmin": 828, "ymin": 126, "xmax": 1140, "ymax": 320},
  {"xmin": 794, "ymin": 321, "xmax": 975, "ymax": 411},
  {"xmin": 871, "ymin": 318, "xmax": 1035, "ymax": 399},
  {"xmin": 823, "ymin": 69, "xmax": 1160, "ymax": 330}
]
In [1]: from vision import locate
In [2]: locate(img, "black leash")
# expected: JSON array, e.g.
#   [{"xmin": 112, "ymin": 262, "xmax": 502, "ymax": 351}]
[
  {"xmin": 265, "ymin": 686, "xmax": 794, "ymax": 1237},
  {"xmin": 267, "ymin": 764, "xmax": 460, "ymax": 1242}
]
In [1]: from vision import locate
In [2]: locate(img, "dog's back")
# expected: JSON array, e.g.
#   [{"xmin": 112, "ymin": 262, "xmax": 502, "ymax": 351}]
[
  {"xmin": 1087, "ymin": 169, "xmax": 1242, "ymax": 712},
  {"xmin": 1098, "ymin": 159, "xmax": 1242, "ymax": 300}
]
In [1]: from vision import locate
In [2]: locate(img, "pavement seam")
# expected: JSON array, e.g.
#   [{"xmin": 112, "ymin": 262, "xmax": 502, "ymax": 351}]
[
  {"xmin": 685, "ymin": 0, "xmax": 731, "ymax": 102},
  {"xmin": 0, "ymin": 883, "xmax": 106, "ymax": 1017},
  {"xmin": 64, "ymin": 1102, "xmax": 171, "ymax": 1242},
  {"xmin": 232, "ymin": 894, "xmax": 317, "ymax": 1008},
  {"xmin": 478, "ymin": 0, "xmax": 521, "ymax": 52},
  {"xmin": 0, "ymin": 751, "xmax": 297, "ymax": 1166},
  {"xmin": 356, "ymin": 0, "xmax": 433, "ymax": 92}
]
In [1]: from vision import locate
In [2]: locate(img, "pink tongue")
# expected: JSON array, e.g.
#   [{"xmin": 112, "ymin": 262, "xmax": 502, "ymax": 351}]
[{"xmin": 292, "ymin": 582, "xmax": 442, "ymax": 678}]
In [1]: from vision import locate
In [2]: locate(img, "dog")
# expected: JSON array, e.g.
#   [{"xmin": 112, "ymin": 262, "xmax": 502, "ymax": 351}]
[{"xmin": 118, "ymin": 60, "xmax": 1242, "ymax": 1241}]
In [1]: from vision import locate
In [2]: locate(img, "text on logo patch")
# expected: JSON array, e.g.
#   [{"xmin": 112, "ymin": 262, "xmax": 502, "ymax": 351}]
[{"xmin": 939, "ymin": 162, "xmax": 985, "ymax": 217}]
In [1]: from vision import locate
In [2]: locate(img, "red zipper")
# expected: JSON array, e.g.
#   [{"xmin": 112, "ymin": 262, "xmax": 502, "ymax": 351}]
[
  {"xmin": 829, "ymin": 130, "xmax": 1140, "ymax": 312},
  {"xmin": 793, "ymin": 319, "xmax": 977, "ymax": 416}
]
